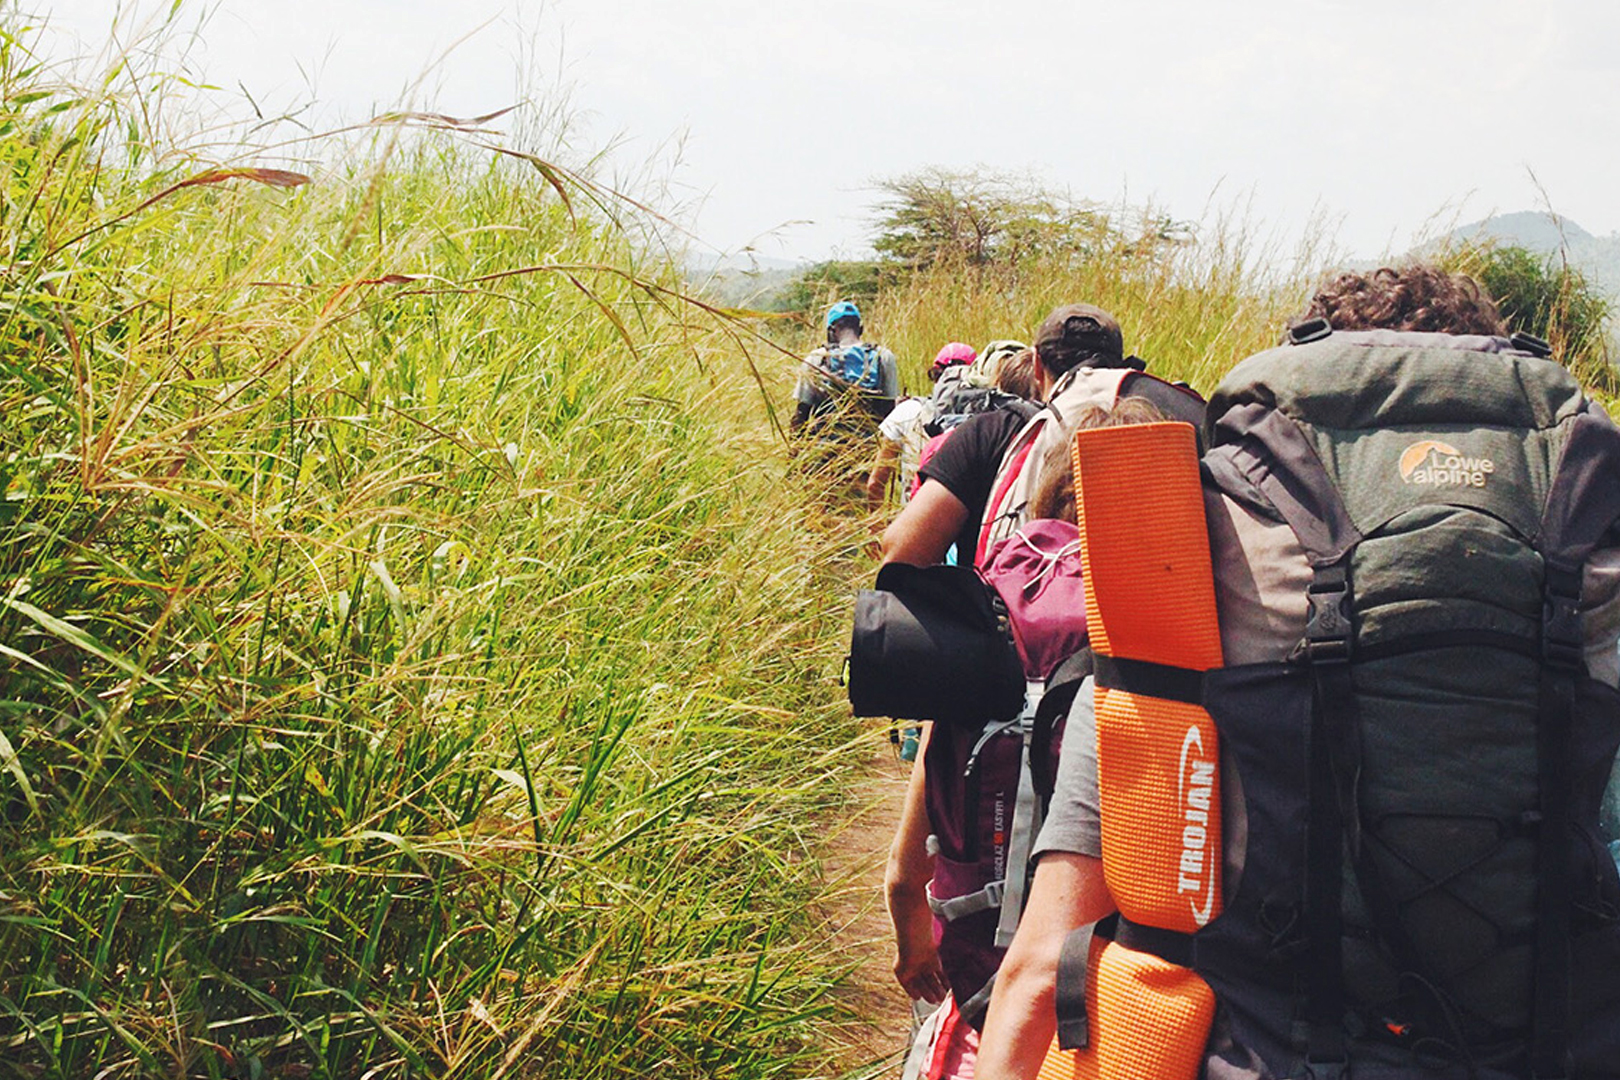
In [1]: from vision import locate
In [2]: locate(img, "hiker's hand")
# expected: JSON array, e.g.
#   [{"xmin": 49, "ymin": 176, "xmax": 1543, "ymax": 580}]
[
  {"xmin": 865, "ymin": 476, "xmax": 887, "ymax": 511},
  {"xmin": 894, "ymin": 937, "xmax": 948, "ymax": 1004}
]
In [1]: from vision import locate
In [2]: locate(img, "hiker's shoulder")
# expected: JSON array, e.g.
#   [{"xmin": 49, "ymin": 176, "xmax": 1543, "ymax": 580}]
[
  {"xmin": 919, "ymin": 407, "xmax": 1026, "ymax": 482},
  {"xmin": 960, "ymin": 405, "xmax": 1032, "ymax": 451},
  {"xmin": 880, "ymin": 396, "xmax": 931, "ymax": 436},
  {"xmin": 801, "ymin": 344, "xmax": 836, "ymax": 368}
]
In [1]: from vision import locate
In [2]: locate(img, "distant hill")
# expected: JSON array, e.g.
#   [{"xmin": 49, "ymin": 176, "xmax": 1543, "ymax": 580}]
[
  {"xmin": 1431, "ymin": 212, "xmax": 1620, "ymax": 302},
  {"xmin": 684, "ymin": 253, "xmax": 807, "ymax": 309}
]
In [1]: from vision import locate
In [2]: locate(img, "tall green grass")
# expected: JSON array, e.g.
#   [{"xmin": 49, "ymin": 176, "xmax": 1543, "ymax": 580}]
[
  {"xmin": 20, "ymin": 13, "xmax": 1614, "ymax": 1080},
  {"xmin": 0, "ymin": 24, "xmax": 874, "ymax": 1080},
  {"xmin": 865, "ymin": 210, "xmax": 1335, "ymax": 394}
]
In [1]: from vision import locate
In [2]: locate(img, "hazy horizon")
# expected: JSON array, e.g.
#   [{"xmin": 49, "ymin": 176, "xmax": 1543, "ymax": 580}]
[{"xmin": 32, "ymin": 0, "xmax": 1620, "ymax": 266}]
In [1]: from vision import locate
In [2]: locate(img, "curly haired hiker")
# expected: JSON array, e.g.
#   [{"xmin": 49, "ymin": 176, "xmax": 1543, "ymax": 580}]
[{"xmin": 977, "ymin": 264, "xmax": 1620, "ymax": 1080}]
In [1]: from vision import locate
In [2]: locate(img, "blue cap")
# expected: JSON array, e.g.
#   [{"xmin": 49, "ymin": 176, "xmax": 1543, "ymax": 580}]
[{"xmin": 825, "ymin": 301, "xmax": 861, "ymax": 328}]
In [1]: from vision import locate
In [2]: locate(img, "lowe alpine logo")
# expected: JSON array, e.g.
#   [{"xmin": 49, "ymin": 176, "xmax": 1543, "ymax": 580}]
[
  {"xmin": 1398, "ymin": 439, "xmax": 1495, "ymax": 488},
  {"xmin": 1177, "ymin": 726, "xmax": 1217, "ymax": 927}
]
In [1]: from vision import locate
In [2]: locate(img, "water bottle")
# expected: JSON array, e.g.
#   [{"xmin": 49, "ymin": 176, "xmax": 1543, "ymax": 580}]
[{"xmin": 899, "ymin": 725, "xmax": 921, "ymax": 762}]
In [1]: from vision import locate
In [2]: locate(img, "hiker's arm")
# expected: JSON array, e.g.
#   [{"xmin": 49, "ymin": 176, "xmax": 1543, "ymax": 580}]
[
  {"xmin": 976, "ymin": 853, "xmax": 1115, "ymax": 1079},
  {"xmin": 866, "ymin": 439, "xmax": 900, "ymax": 511},
  {"xmin": 880, "ymin": 479, "xmax": 967, "ymax": 566},
  {"xmin": 885, "ymin": 724, "xmax": 947, "ymax": 1003}
]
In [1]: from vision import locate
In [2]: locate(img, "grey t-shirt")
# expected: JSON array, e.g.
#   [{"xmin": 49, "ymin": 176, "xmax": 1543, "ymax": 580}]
[
  {"xmin": 1031, "ymin": 678, "xmax": 1101, "ymax": 860},
  {"xmin": 1032, "ymin": 673, "xmax": 1250, "ymax": 889}
]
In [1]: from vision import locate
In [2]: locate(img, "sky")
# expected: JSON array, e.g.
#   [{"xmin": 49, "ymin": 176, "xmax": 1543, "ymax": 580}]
[{"xmin": 30, "ymin": 0, "xmax": 1620, "ymax": 265}]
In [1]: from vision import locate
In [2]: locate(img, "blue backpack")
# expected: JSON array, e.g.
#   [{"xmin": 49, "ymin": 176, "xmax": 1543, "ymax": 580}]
[{"xmin": 828, "ymin": 343, "xmax": 884, "ymax": 393}]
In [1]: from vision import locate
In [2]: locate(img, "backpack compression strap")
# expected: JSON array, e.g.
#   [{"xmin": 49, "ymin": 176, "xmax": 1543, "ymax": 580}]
[
  {"xmin": 979, "ymin": 368, "xmax": 1139, "ymax": 565},
  {"xmin": 1206, "ymin": 400, "xmax": 1364, "ymax": 1076},
  {"xmin": 1037, "ymin": 421, "xmax": 1221, "ymax": 1080},
  {"xmin": 1530, "ymin": 405, "xmax": 1620, "ymax": 1079},
  {"xmin": 978, "ymin": 430, "xmax": 1040, "ymax": 566}
]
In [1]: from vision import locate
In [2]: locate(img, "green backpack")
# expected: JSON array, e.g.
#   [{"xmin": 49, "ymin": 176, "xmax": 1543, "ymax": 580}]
[{"xmin": 1084, "ymin": 323, "xmax": 1620, "ymax": 1079}]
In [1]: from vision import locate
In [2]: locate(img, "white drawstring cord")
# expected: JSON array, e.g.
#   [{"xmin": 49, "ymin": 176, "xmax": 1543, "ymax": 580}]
[{"xmin": 1013, "ymin": 529, "xmax": 1083, "ymax": 598}]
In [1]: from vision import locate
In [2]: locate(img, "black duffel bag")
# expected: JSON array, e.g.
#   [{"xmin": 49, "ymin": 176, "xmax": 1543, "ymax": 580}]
[{"xmin": 848, "ymin": 562, "xmax": 1025, "ymax": 726}]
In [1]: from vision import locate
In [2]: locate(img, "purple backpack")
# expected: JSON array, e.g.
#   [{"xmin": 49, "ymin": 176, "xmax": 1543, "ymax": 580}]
[{"xmin": 923, "ymin": 518, "xmax": 1092, "ymax": 1024}]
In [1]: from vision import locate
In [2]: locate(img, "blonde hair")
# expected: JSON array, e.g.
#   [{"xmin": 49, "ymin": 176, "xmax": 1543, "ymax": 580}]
[{"xmin": 994, "ymin": 347, "xmax": 1039, "ymax": 401}]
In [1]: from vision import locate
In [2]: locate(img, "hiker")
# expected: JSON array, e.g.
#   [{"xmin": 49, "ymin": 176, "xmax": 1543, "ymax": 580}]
[
  {"xmin": 881, "ymin": 303, "xmax": 1202, "ymax": 569},
  {"xmin": 966, "ymin": 341, "xmax": 1039, "ymax": 402},
  {"xmin": 963, "ymin": 339, "xmax": 1032, "ymax": 396},
  {"xmin": 791, "ymin": 300, "xmax": 899, "ymax": 437},
  {"xmin": 880, "ymin": 399, "xmax": 1168, "ymax": 1080},
  {"xmin": 869, "ymin": 341, "xmax": 1041, "ymax": 514},
  {"xmin": 976, "ymin": 264, "xmax": 1620, "ymax": 1080},
  {"xmin": 867, "ymin": 342, "xmax": 979, "ymax": 510},
  {"xmin": 873, "ymin": 305, "xmax": 1203, "ymax": 1074},
  {"xmin": 909, "ymin": 343, "xmax": 1039, "ymax": 506}
]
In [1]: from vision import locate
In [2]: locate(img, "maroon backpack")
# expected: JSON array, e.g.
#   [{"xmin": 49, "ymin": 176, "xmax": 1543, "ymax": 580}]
[{"xmin": 923, "ymin": 518, "xmax": 1093, "ymax": 1024}]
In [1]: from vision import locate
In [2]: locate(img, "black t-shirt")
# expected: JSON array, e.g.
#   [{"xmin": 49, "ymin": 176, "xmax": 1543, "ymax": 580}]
[
  {"xmin": 916, "ymin": 407, "xmax": 1029, "ymax": 565},
  {"xmin": 915, "ymin": 373, "xmax": 1207, "ymax": 566}
]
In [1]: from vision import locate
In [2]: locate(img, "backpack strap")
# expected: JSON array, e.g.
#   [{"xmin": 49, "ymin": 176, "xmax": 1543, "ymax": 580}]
[
  {"xmin": 1031, "ymin": 648, "xmax": 1094, "ymax": 800},
  {"xmin": 995, "ymin": 682, "xmax": 1049, "ymax": 948},
  {"xmin": 979, "ymin": 369, "xmax": 1138, "ymax": 563},
  {"xmin": 956, "ymin": 971, "xmax": 999, "ymax": 1031},
  {"xmin": 1054, "ymin": 921, "xmax": 1098, "ymax": 1049},
  {"xmin": 1207, "ymin": 402, "xmax": 1361, "ymax": 562},
  {"xmin": 1528, "ymin": 405, "xmax": 1620, "ymax": 1079},
  {"xmin": 1207, "ymin": 400, "xmax": 1362, "ymax": 1078},
  {"xmin": 1532, "ymin": 557, "xmax": 1579, "ymax": 1080},
  {"xmin": 1511, "ymin": 330, "xmax": 1553, "ymax": 358},
  {"xmin": 978, "ymin": 429, "xmax": 1042, "ymax": 566},
  {"xmin": 1288, "ymin": 316, "xmax": 1333, "ymax": 345},
  {"xmin": 926, "ymin": 878, "xmax": 1004, "ymax": 922}
]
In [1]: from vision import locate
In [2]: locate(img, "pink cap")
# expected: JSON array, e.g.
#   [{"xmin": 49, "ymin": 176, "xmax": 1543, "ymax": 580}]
[{"xmin": 929, "ymin": 342, "xmax": 978, "ymax": 379}]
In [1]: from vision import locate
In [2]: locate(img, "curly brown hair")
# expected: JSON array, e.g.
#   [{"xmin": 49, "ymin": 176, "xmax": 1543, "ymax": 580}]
[{"xmin": 1298, "ymin": 265, "xmax": 1507, "ymax": 337}]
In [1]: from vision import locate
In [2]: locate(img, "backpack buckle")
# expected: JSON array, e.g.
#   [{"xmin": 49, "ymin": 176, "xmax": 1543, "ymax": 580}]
[
  {"xmin": 1510, "ymin": 330, "xmax": 1553, "ymax": 358},
  {"xmin": 1305, "ymin": 1058, "xmax": 1347, "ymax": 1080},
  {"xmin": 1301, "ymin": 562, "xmax": 1353, "ymax": 664},
  {"xmin": 1289, "ymin": 317, "xmax": 1333, "ymax": 345}
]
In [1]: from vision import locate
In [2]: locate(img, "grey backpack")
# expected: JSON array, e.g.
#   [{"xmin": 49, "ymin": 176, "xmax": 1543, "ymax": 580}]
[{"xmin": 1179, "ymin": 324, "xmax": 1620, "ymax": 1079}]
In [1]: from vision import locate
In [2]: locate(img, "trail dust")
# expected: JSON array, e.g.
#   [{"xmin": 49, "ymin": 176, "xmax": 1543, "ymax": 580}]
[{"xmin": 813, "ymin": 731, "xmax": 921, "ymax": 1078}]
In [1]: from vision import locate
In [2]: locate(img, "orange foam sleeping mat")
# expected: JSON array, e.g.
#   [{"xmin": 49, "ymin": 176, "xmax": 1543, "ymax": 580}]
[{"xmin": 1038, "ymin": 421, "xmax": 1222, "ymax": 1080}]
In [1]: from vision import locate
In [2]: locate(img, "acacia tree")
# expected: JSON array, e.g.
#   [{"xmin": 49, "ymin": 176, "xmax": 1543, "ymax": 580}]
[{"xmin": 869, "ymin": 167, "xmax": 1118, "ymax": 270}]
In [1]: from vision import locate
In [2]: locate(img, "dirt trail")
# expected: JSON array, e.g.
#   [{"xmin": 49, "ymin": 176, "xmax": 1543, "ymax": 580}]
[{"xmin": 815, "ymin": 734, "xmax": 921, "ymax": 1078}]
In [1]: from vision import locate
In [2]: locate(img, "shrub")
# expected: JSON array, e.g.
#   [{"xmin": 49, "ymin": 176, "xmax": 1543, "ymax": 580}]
[{"xmin": 1443, "ymin": 243, "xmax": 1615, "ymax": 392}]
